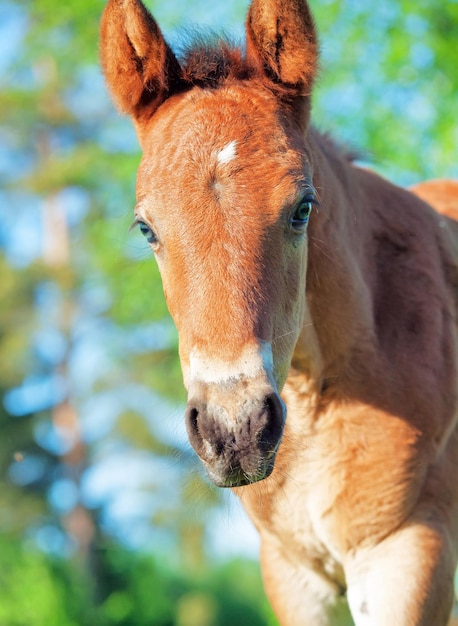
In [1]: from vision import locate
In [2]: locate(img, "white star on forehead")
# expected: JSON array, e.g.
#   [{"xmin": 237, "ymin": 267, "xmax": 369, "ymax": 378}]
[{"xmin": 216, "ymin": 140, "xmax": 238, "ymax": 165}]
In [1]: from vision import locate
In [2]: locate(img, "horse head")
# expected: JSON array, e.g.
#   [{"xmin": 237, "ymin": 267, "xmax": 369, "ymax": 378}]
[{"xmin": 100, "ymin": 0, "xmax": 321, "ymax": 487}]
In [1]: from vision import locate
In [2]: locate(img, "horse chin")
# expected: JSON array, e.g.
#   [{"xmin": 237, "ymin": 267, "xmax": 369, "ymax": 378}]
[{"xmin": 203, "ymin": 455, "xmax": 276, "ymax": 488}]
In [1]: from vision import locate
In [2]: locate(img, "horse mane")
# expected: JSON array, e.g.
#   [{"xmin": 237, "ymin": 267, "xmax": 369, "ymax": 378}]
[{"xmin": 314, "ymin": 130, "xmax": 365, "ymax": 164}]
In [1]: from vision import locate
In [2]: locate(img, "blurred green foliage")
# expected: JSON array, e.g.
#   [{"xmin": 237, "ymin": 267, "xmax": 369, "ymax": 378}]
[
  {"xmin": 0, "ymin": 0, "xmax": 457, "ymax": 624},
  {"xmin": 0, "ymin": 535, "xmax": 276, "ymax": 626},
  {"xmin": 0, "ymin": 536, "xmax": 86, "ymax": 626}
]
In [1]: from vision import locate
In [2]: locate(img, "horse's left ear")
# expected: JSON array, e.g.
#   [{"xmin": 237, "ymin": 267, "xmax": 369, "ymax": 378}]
[
  {"xmin": 246, "ymin": 0, "xmax": 318, "ymax": 97},
  {"xmin": 100, "ymin": 0, "xmax": 183, "ymax": 134}
]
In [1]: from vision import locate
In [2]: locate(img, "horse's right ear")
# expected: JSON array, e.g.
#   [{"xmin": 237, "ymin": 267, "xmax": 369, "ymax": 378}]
[{"xmin": 100, "ymin": 0, "xmax": 183, "ymax": 129}]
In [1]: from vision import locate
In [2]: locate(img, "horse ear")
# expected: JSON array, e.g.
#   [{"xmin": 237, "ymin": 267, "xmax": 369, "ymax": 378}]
[
  {"xmin": 100, "ymin": 0, "xmax": 183, "ymax": 125},
  {"xmin": 246, "ymin": 0, "xmax": 318, "ymax": 96}
]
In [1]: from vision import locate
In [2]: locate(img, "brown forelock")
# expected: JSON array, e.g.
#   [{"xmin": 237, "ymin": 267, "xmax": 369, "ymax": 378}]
[
  {"xmin": 137, "ymin": 83, "xmax": 310, "ymax": 363},
  {"xmin": 178, "ymin": 37, "xmax": 253, "ymax": 88}
]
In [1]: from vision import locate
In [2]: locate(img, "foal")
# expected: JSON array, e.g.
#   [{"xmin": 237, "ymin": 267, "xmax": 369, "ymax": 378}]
[{"xmin": 100, "ymin": 0, "xmax": 458, "ymax": 623}]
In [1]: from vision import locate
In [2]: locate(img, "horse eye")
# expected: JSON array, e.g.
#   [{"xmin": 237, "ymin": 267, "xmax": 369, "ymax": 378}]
[
  {"xmin": 137, "ymin": 220, "xmax": 158, "ymax": 245},
  {"xmin": 291, "ymin": 196, "xmax": 315, "ymax": 230}
]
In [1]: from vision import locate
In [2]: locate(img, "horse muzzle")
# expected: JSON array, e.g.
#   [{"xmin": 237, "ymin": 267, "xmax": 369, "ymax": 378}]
[{"xmin": 185, "ymin": 381, "xmax": 286, "ymax": 487}]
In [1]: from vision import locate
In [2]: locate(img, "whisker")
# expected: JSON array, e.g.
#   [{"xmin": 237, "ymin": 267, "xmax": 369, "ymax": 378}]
[
  {"xmin": 272, "ymin": 322, "xmax": 316, "ymax": 345},
  {"xmin": 309, "ymin": 236, "xmax": 335, "ymax": 263},
  {"xmin": 272, "ymin": 329, "xmax": 297, "ymax": 343}
]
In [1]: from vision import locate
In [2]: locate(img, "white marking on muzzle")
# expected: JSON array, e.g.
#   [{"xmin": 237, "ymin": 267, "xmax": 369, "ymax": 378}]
[
  {"xmin": 189, "ymin": 342, "xmax": 275, "ymax": 386},
  {"xmin": 216, "ymin": 140, "xmax": 237, "ymax": 165}
]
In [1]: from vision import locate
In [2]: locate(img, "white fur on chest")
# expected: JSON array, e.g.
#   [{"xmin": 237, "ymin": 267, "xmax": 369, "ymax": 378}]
[{"xmin": 269, "ymin": 456, "xmax": 346, "ymax": 579}]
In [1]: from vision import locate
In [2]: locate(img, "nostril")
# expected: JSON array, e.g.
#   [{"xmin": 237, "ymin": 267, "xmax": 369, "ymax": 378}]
[
  {"xmin": 185, "ymin": 403, "xmax": 204, "ymax": 455},
  {"xmin": 259, "ymin": 392, "xmax": 286, "ymax": 452},
  {"xmin": 185, "ymin": 400, "xmax": 226, "ymax": 461},
  {"xmin": 214, "ymin": 440, "xmax": 225, "ymax": 456},
  {"xmin": 187, "ymin": 406, "xmax": 199, "ymax": 433}
]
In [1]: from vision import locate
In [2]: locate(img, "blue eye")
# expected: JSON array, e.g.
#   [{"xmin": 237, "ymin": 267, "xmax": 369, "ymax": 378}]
[
  {"xmin": 137, "ymin": 220, "xmax": 158, "ymax": 245},
  {"xmin": 290, "ymin": 195, "xmax": 315, "ymax": 230}
]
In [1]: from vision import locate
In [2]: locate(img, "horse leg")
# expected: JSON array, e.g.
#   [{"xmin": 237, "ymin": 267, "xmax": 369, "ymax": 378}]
[
  {"xmin": 260, "ymin": 538, "xmax": 353, "ymax": 626},
  {"xmin": 345, "ymin": 519, "xmax": 456, "ymax": 626}
]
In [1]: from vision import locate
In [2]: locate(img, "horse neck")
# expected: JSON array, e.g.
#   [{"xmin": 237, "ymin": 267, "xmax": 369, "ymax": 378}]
[{"xmin": 295, "ymin": 130, "xmax": 379, "ymax": 388}]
